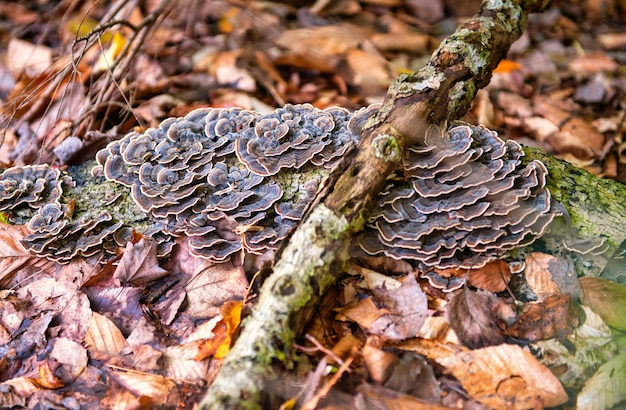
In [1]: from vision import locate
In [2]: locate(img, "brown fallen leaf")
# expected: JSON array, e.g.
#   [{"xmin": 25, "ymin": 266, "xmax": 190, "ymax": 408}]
[
  {"xmin": 368, "ymin": 274, "xmax": 428, "ymax": 340},
  {"xmin": 468, "ymin": 260, "xmax": 511, "ymax": 293},
  {"xmin": 355, "ymin": 383, "xmax": 450, "ymax": 410},
  {"xmin": 445, "ymin": 287, "xmax": 506, "ymax": 348},
  {"xmin": 274, "ymin": 24, "xmax": 370, "ymax": 73},
  {"xmin": 503, "ymin": 293, "xmax": 584, "ymax": 342},
  {"xmin": 84, "ymin": 311, "xmax": 128, "ymax": 359},
  {"xmin": 16, "ymin": 277, "xmax": 91, "ymax": 341},
  {"xmin": 524, "ymin": 252, "xmax": 581, "ymax": 299},
  {"xmin": 113, "ymin": 237, "xmax": 169, "ymax": 286},
  {"xmin": 106, "ymin": 367, "xmax": 180, "ymax": 407},
  {"xmin": 435, "ymin": 344, "xmax": 568, "ymax": 409},
  {"xmin": 0, "ymin": 223, "xmax": 54, "ymax": 288},
  {"xmin": 48, "ymin": 337, "xmax": 88, "ymax": 383},
  {"xmin": 183, "ymin": 258, "xmax": 249, "ymax": 319}
]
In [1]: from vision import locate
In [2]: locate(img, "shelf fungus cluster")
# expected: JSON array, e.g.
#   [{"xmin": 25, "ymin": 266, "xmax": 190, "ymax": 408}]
[
  {"xmin": 357, "ymin": 123, "xmax": 556, "ymax": 269},
  {"xmin": 0, "ymin": 164, "xmax": 124, "ymax": 262},
  {"xmin": 92, "ymin": 103, "xmax": 358, "ymax": 261},
  {"xmin": 0, "ymin": 104, "xmax": 556, "ymax": 268}
]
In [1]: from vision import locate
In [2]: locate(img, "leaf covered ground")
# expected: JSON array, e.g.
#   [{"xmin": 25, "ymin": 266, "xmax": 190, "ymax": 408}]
[{"xmin": 0, "ymin": 0, "xmax": 625, "ymax": 408}]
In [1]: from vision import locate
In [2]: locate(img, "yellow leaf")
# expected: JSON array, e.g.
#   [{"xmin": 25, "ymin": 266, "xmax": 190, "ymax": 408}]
[
  {"xmin": 66, "ymin": 16, "xmax": 113, "ymax": 43},
  {"xmin": 94, "ymin": 32, "xmax": 127, "ymax": 74}
]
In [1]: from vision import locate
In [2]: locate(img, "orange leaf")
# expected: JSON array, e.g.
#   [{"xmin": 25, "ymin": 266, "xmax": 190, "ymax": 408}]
[
  {"xmin": 32, "ymin": 361, "xmax": 65, "ymax": 389},
  {"xmin": 494, "ymin": 59, "xmax": 523, "ymax": 73}
]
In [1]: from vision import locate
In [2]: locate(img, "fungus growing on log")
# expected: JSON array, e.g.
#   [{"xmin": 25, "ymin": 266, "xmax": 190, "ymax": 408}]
[
  {"xmin": 0, "ymin": 165, "xmax": 72, "ymax": 217},
  {"xmin": 20, "ymin": 201, "xmax": 123, "ymax": 263},
  {"xmin": 92, "ymin": 103, "xmax": 360, "ymax": 261},
  {"xmin": 1, "ymin": 104, "xmax": 556, "ymax": 267},
  {"xmin": 356, "ymin": 123, "xmax": 556, "ymax": 269}
]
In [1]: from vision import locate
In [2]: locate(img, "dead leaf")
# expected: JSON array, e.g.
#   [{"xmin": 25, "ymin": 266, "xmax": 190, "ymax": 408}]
[
  {"xmin": 569, "ymin": 53, "xmax": 619, "ymax": 74},
  {"xmin": 164, "ymin": 344, "xmax": 210, "ymax": 383},
  {"xmin": 195, "ymin": 300, "xmax": 242, "ymax": 360},
  {"xmin": 368, "ymin": 275, "xmax": 427, "ymax": 340},
  {"xmin": 336, "ymin": 297, "xmax": 390, "ymax": 329},
  {"xmin": 0, "ymin": 223, "xmax": 54, "ymax": 287},
  {"xmin": 32, "ymin": 360, "xmax": 65, "ymax": 389},
  {"xmin": 524, "ymin": 252, "xmax": 581, "ymax": 299},
  {"xmin": 107, "ymin": 367, "xmax": 180, "ymax": 407},
  {"xmin": 16, "ymin": 278, "xmax": 91, "ymax": 341},
  {"xmin": 436, "ymin": 344, "xmax": 568, "ymax": 409},
  {"xmin": 274, "ymin": 24, "xmax": 369, "ymax": 73},
  {"xmin": 355, "ymin": 383, "xmax": 449, "ymax": 410},
  {"xmin": 445, "ymin": 287, "xmax": 506, "ymax": 348},
  {"xmin": 6, "ymin": 39, "xmax": 52, "ymax": 77},
  {"xmin": 577, "ymin": 350, "xmax": 626, "ymax": 410},
  {"xmin": 184, "ymin": 259, "xmax": 249, "ymax": 319},
  {"xmin": 580, "ymin": 276, "xmax": 626, "ymax": 331},
  {"xmin": 113, "ymin": 237, "xmax": 169, "ymax": 286},
  {"xmin": 503, "ymin": 293, "xmax": 584, "ymax": 342},
  {"xmin": 49, "ymin": 337, "xmax": 88, "ymax": 382},
  {"xmin": 383, "ymin": 352, "xmax": 441, "ymax": 401},
  {"xmin": 362, "ymin": 339, "xmax": 397, "ymax": 384},
  {"xmin": 468, "ymin": 260, "xmax": 511, "ymax": 293},
  {"xmin": 84, "ymin": 311, "xmax": 128, "ymax": 359}
]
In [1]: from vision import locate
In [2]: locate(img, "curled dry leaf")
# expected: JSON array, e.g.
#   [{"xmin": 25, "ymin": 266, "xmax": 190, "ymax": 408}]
[
  {"xmin": 580, "ymin": 276, "xmax": 626, "ymax": 331},
  {"xmin": 435, "ymin": 344, "xmax": 568, "ymax": 409}
]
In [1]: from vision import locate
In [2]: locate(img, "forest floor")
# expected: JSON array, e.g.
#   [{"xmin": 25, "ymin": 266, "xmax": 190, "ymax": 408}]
[{"xmin": 0, "ymin": 0, "xmax": 625, "ymax": 408}]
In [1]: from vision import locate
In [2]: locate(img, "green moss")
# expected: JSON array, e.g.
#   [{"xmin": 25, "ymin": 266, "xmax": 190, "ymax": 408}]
[
  {"xmin": 522, "ymin": 147, "xmax": 626, "ymax": 254},
  {"xmin": 65, "ymin": 162, "xmax": 149, "ymax": 227}
]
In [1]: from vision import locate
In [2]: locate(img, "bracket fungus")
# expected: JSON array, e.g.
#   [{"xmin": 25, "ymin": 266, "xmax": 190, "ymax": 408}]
[
  {"xmin": 92, "ymin": 103, "xmax": 360, "ymax": 262},
  {"xmin": 357, "ymin": 123, "xmax": 556, "ymax": 269},
  {"xmin": 2, "ymin": 104, "xmax": 556, "ymax": 268}
]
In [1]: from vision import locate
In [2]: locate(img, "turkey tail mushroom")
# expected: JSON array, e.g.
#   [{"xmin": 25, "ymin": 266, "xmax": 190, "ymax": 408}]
[{"xmin": 357, "ymin": 123, "xmax": 556, "ymax": 269}]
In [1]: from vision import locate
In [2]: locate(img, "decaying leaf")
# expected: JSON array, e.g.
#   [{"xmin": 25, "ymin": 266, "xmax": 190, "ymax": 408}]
[
  {"xmin": 184, "ymin": 259, "xmax": 249, "ymax": 319},
  {"xmin": 445, "ymin": 287, "xmax": 506, "ymax": 348},
  {"xmin": 338, "ymin": 274, "xmax": 428, "ymax": 340},
  {"xmin": 504, "ymin": 293, "xmax": 584, "ymax": 342},
  {"xmin": 48, "ymin": 337, "xmax": 88, "ymax": 382},
  {"xmin": 106, "ymin": 367, "xmax": 180, "ymax": 407},
  {"xmin": 435, "ymin": 343, "xmax": 568, "ymax": 409},
  {"xmin": 580, "ymin": 276, "xmax": 626, "ymax": 331},
  {"xmin": 84, "ymin": 311, "xmax": 128, "ymax": 359},
  {"xmin": 0, "ymin": 223, "xmax": 53, "ymax": 287},
  {"xmin": 524, "ymin": 252, "xmax": 581, "ymax": 299},
  {"xmin": 467, "ymin": 260, "xmax": 511, "ymax": 293},
  {"xmin": 577, "ymin": 349, "xmax": 626, "ymax": 410},
  {"xmin": 113, "ymin": 237, "xmax": 169, "ymax": 286},
  {"xmin": 368, "ymin": 274, "xmax": 428, "ymax": 340}
]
